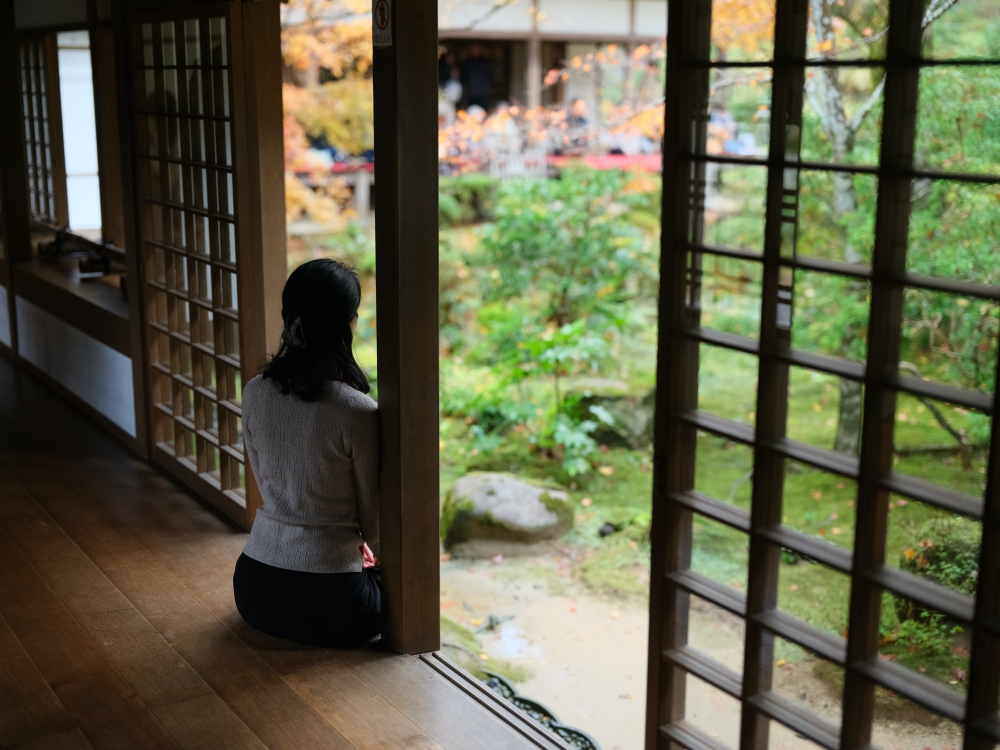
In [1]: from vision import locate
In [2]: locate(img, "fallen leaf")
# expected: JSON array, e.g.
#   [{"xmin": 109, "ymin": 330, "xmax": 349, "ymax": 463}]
[
  {"xmin": 776, "ymin": 659, "xmax": 787, "ymax": 666},
  {"xmin": 470, "ymin": 618, "xmax": 483, "ymax": 626},
  {"xmin": 599, "ymin": 466, "xmax": 614, "ymax": 475},
  {"xmin": 832, "ymin": 527, "xmax": 842, "ymax": 535},
  {"xmin": 479, "ymin": 653, "xmax": 490, "ymax": 661},
  {"xmin": 581, "ymin": 497, "xmax": 593, "ymax": 507},
  {"xmin": 790, "ymin": 584, "xmax": 799, "ymax": 591},
  {"xmin": 569, "ymin": 606, "xmax": 577, "ymax": 612}
]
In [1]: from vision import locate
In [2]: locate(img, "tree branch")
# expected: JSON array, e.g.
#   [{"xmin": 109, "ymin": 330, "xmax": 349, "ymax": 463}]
[
  {"xmin": 848, "ymin": 73, "xmax": 886, "ymax": 135},
  {"xmin": 804, "ymin": 74, "xmax": 825, "ymax": 123},
  {"xmin": 923, "ymin": 0, "xmax": 961, "ymax": 28},
  {"xmin": 898, "ymin": 361, "xmax": 974, "ymax": 469}
]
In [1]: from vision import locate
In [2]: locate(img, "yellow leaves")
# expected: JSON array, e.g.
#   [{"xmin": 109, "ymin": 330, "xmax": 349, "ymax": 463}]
[
  {"xmin": 917, "ymin": 555, "xmax": 929, "ymax": 571},
  {"xmin": 281, "ymin": 0, "xmax": 373, "ymax": 76},
  {"xmin": 710, "ymin": 0, "xmax": 773, "ymax": 55},
  {"xmin": 904, "ymin": 548, "xmax": 917, "ymax": 561},
  {"xmin": 284, "ymin": 172, "xmax": 349, "ymax": 230}
]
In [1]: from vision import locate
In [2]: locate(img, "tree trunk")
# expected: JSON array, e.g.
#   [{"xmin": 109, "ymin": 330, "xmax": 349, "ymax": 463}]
[
  {"xmin": 834, "ymin": 378, "xmax": 863, "ymax": 454},
  {"xmin": 810, "ymin": 0, "xmax": 867, "ymax": 454}
]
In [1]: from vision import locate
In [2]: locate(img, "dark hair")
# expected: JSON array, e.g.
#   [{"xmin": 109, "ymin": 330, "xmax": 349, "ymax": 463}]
[{"xmin": 261, "ymin": 259, "xmax": 369, "ymax": 401}]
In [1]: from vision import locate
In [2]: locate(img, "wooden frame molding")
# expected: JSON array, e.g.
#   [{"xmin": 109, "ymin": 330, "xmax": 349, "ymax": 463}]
[
  {"xmin": 646, "ymin": 0, "xmax": 1000, "ymax": 747},
  {"xmin": 373, "ymin": 0, "xmax": 441, "ymax": 655}
]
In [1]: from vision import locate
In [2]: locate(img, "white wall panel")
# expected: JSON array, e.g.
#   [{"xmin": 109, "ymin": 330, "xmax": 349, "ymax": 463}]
[
  {"xmin": 0, "ymin": 286, "xmax": 10, "ymax": 348},
  {"xmin": 538, "ymin": 0, "xmax": 630, "ymax": 36},
  {"xmin": 635, "ymin": 0, "xmax": 668, "ymax": 37},
  {"xmin": 16, "ymin": 296, "xmax": 136, "ymax": 436},
  {"xmin": 439, "ymin": 0, "xmax": 534, "ymax": 33}
]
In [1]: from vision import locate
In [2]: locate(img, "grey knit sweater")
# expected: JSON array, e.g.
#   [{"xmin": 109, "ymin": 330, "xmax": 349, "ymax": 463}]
[{"xmin": 241, "ymin": 375, "xmax": 379, "ymax": 573}]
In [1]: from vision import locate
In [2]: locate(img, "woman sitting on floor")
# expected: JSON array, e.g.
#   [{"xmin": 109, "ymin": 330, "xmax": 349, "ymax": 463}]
[{"xmin": 233, "ymin": 258, "xmax": 380, "ymax": 647}]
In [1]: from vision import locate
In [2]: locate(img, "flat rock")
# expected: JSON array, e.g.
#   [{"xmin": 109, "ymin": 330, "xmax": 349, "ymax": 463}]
[{"xmin": 442, "ymin": 473, "xmax": 573, "ymax": 555}]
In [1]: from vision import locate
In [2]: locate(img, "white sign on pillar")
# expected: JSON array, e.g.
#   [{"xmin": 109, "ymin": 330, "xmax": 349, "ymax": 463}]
[{"xmin": 373, "ymin": 0, "xmax": 392, "ymax": 47}]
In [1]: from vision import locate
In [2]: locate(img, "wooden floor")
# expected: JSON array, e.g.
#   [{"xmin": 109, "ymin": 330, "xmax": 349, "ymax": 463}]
[{"xmin": 0, "ymin": 356, "xmax": 569, "ymax": 750}]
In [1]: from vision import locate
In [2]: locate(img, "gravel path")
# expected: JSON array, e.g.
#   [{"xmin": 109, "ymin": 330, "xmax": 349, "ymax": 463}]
[{"xmin": 441, "ymin": 552, "xmax": 963, "ymax": 750}]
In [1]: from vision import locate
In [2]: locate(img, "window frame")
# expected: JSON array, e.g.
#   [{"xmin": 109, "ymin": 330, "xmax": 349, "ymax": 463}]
[{"xmin": 647, "ymin": 0, "xmax": 1000, "ymax": 747}]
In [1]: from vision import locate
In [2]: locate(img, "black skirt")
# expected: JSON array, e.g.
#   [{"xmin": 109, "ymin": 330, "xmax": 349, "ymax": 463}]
[{"xmin": 233, "ymin": 552, "xmax": 381, "ymax": 648}]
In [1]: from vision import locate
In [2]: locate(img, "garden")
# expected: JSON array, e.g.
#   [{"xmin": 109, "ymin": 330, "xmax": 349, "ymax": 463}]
[{"xmin": 280, "ymin": 0, "xmax": 999, "ymax": 746}]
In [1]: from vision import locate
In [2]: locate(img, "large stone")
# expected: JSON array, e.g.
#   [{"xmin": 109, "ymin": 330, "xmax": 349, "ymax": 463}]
[
  {"xmin": 569, "ymin": 379, "xmax": 655, "ymax": 450},
  {"xmin": 441, "ymin": 473, "xmax": 573, "ymax": 556}
]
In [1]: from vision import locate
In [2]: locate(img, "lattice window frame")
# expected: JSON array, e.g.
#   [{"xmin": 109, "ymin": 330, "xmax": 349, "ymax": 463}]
[
  {"xmin": 647, "ymin": 0, "xmax": 1000, "ymax": 748},
  {"xmin": 128, "ymin": 5, "xmax": 250, "ymax": 521},
  {"xmin": 18, "ymin": 35, "xmax": 68, "ymax": 227}
]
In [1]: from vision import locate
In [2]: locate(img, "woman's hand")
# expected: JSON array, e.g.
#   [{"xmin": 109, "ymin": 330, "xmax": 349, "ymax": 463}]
[{"xmin": 360, "ymin": 542, "xmax": 379, "ymax": 569}]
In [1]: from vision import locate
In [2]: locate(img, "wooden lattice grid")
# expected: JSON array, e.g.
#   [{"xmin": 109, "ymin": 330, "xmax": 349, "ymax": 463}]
[
  {"xmin": 131, "ymin": 10, "xmax": 245, "ymax": 508},
  {"xmin": 648, "ymin": 0, "xmax": 1000, "ymax": 748},
  {"xmin": 18, "ymin": 37, "xmax": 65, "ymax": 226}
]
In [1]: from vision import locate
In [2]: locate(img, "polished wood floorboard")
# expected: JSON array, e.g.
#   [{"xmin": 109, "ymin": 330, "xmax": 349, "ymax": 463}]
[{"xmin": 0, "ymin": 357, "xmax": 562, "ymax": 750}]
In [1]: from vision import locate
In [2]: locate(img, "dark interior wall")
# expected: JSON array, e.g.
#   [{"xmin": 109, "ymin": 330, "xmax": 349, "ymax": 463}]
[{"xmin": 14, "ymin": 0, "xmax": 87, "ymax": 29}]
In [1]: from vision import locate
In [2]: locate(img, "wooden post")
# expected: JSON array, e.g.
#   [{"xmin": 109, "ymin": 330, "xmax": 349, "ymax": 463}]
[
  {"xmin": 0, "ymin": 0, "xmax": 31, "ymax": 357},
  {"xmin": 527, "ymin": 34, "xmax": 541, "ymax": 110},
  {"xmin": 236, "ymin": 0, "xmax": 287, "ymax": 528},
  {"xmin": 373, "ymin": 0, "xmax": 441, "ymax": 655}
]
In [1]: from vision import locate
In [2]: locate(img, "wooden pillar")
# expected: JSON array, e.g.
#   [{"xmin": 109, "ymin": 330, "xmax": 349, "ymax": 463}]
[
  {"xmin": 0, "ymin": 1, "xmax": 32, "ymax": 357},
  {"xmin": 373, "ymin": 0, "xmax": 441, "ymax": 655},
  {"xmin": 527, "ymin": 34, "xmax": 541, "ymax": 110},
  {"xmin": 236, "ymin": 0, "xmax": 288, "ymax": 528},
  {"xmin": 90, "ymin": 27, "xmax": 127, "ymax": 249}
]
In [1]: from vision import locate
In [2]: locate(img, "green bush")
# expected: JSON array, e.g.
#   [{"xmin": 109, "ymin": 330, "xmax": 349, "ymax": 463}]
[
  {"xmin": 898, "ymin": 515, "xmax": 980, "ymax": 601},
  {"xmin": 438, "ymin": 174, "xmax": 500, "ymax": 226}
]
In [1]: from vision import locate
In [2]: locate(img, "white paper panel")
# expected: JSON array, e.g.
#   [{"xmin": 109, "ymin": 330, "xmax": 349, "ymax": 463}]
[{"xmin": 16, "ymin": 296, "xmax": 136, "ymax": 436}]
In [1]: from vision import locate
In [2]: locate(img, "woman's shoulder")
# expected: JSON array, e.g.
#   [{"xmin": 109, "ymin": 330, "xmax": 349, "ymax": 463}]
[
  {"xmin": 242, "ymin": 374, "xmax": 266, "ymax": 401},
  {"xmin": 324, "ymin": 381, "xmax": 378, "ymax": 415}
]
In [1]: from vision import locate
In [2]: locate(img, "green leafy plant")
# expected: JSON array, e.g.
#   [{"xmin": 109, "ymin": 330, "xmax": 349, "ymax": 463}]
[{"xmin": 481, "ymin": 168, "xmax": 653, "ymax": 326}]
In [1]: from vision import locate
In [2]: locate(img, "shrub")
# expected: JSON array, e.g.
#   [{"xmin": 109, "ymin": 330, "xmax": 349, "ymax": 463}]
[
  {"xmin": 438, "ymin": 174, "xmax": 500, "ymax": 226},
  {"xmin": 899, "ymin": 515, "xmax": 980, "ymax": 598}
]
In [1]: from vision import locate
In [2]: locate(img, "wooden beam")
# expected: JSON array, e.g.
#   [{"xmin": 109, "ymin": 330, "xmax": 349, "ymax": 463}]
[
  {"xmin": 109, "ymin": 0, "xmax": 150, "ymax": 459},
  {"xmin": 839, "ymin": 1, "xmax": 924, "ymax": 746},
  {"xmin": 0, "ymin": 1, "xmax": 32, "ymax": 358},
  {"xmin": 644, "ymin": 0, "xmax": 708, "ymax": 745},
  {"xmin": 90, "ymin": 27, "xmax": 127, "ymax": 250},
  {"xmin": 373, "ymin": 0, "xmax": 441, "ymax": 655},
  {"xmin": 234, "ymin": 0, "xmax": 287, "ymax": 529}
]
